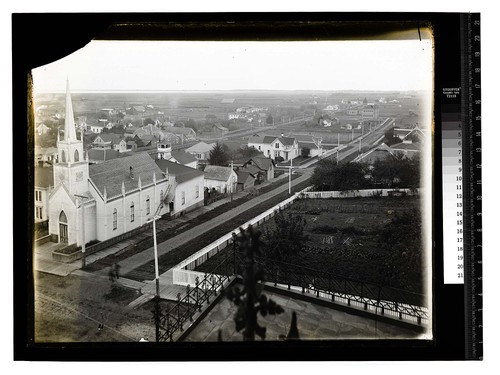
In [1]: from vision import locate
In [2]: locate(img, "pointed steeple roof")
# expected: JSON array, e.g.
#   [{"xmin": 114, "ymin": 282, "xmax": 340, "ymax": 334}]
[{"xmin": 64, "ymin": 79, "xmax": 77, "ymax": 142}]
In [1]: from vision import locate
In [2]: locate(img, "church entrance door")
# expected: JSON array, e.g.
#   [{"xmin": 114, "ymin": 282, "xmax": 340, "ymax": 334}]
[
  {"xmin": 59, "ymin": 210, "xmax": 68, "ymax": 244},
  {"xmin": 59, "ymin": 223, "xmax": 68, "ymax": 243}
]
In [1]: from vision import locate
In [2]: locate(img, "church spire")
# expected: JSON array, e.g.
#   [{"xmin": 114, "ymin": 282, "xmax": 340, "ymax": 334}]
[{"xmin": 64, "ymin": 78, "xmax": 77, "ymax": 142}]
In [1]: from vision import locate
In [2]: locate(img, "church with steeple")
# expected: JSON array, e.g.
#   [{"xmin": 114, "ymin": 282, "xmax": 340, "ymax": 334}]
[{"xmin": 47, "ymin": 80, "xmax": 178, "ymax": 246}]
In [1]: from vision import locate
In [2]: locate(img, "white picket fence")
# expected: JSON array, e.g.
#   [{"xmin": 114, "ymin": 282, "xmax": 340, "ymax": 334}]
[{"xmin": 301, "ymin": 188, "xmax": 419, "ymax": 199}]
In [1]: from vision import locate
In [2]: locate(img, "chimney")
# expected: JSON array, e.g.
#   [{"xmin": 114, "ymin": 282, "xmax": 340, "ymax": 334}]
[
  {"xmin": 130, "ymin": 166, "xmax": 134, "ymax": 179},
  {"xmin": 281, "ymin": 132, "xmax": 284, "ymax": 137}
]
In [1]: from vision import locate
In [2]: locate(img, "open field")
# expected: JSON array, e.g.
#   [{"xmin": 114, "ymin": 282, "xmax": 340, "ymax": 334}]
[{"xmin": 34, "ymin": 90, "xmax": 423, "ymax": 124}]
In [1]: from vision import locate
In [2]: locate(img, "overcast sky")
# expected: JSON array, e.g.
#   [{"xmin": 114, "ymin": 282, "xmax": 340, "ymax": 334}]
[{"xmin": 32, "ymin": 39, "xmax": 433, "ymax": 93}]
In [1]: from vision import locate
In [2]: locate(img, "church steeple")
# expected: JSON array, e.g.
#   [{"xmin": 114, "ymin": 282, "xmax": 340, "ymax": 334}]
[
  {"xmin": 53, "ymin": 79, "xmax": 89, "ymax": 196},
  {"xmin": 64, "ymin": 79, "xmax": 77, "ymax": 142}
]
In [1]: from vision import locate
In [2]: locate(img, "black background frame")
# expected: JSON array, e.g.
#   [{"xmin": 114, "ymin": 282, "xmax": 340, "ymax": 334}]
[{"xmin": 13, "ymin": 12, "xmax": 471, "ymax": 361}]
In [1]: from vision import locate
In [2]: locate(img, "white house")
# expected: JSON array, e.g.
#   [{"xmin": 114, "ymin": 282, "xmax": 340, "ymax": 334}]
[
  {"xmin": 295, "ymin": 135, "xmax": 323, "ymax": 158},
  {"xmin": 34, "ymin": 167, "xmax": 54, "ymax": 222},
  {"xmin": 154, "ymin": 159, "xmax": 205, "ymax": 216},
  {"xmin": 46, "ymin": 80, "xmax": 171, "ymax": 247},
  {"xmin": 168, "ymin": 127, "xmax": 197, "ymax": 142},
  {"xmin": 361, "ymin": 105, "xmax": 380, "ymax": 120},
  {"xmin": 203, "ymin": 165, "xmax": 238, "ymax": 194},
  {"xmin": 36, "ymin": 123, "xmax": 50, "ymax": 135},
  {"xmin": 185, "ymin": 142, "xmax": 215, "ymax": 163},
  {"xmin": 90, "ymin": 123, "xmax": 105, "ymax": 134},
  {"xmin": 247, "ymin": 135, "xmax": 299, "ymax": 161}
]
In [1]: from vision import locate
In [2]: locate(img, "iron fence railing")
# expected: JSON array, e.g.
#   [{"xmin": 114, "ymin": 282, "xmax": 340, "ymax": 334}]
[
  {"xmin": 157, "ymin": 255, "xmax": 234, "ymax": 342},
  {"xmin": 161, "ymin": 247, "xmax": 428, "ymax": 342},
  {"xmin": 255, "ymin": 257, "xmax": 429, "ymax": 325}
]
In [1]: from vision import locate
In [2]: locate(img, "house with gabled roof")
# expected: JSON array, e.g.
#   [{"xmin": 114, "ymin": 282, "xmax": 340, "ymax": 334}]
[
  {"xmin": 293, "ymin": 134, "xmax": 323, "ymax": 157},
  {"xmin": 240, "ymin": 156, "xmax": 275, "ymax": 183},
  {"xmin": 168, "ymin": 127, "xmax": 197, "ymax": 142},
  {"xmin": 247, "ymin": 134, "xmax": 299, "ymax": 161},
  {"xmin": 352, "ymin": 143, "xmax": 398, "ymax": 164},
  {"xmin": 34, "ymin": 167, "xmax": 54, "ymax": 222},
  {"xmin": 185, "ymin": 142, "xmax": 216, "ymax": 163},
  {"xmin": 390, "ymin": 140, "xmax": 421, "ymax": 158},
  {"xmin": 36, "ymin": 123, "xmax": 50, "ymax": 135},
  {"xmin": 154, "ymin": 159, "xmax": 205, "ymax": 216},
  {"xmin": 212, "ymin": 123, "xmax": 229, "ymax": 136},
  {"xmin": 92, "ymin": 133, "xmax": 123, "ymax": 149},
  {"xmin": 235, "ymin": 170, "xmax": 256, "ymax": 191},
  {"xmin": 169, "ymin": 150, "xmax": 197, "ymax": 169},
  {"xmin": 90, "ymin": 123, "xmax": 105, "ymax": 134},
  {"xmin": 394, "ymin": 126, "xmax": 425, "ymax": 143},
  {"xmin": 203, "ymin": 165, "xmax": 238, "ymax": 194}
]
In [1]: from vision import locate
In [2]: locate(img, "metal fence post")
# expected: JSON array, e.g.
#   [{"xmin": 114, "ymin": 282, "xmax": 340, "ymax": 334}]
[
  {"xmin": 166, "ymin": 312, "xmax": 172, "ymax": 342},
  {"xmin": 195, "ymin": 276, "xmax": 201, "ymax": 312},
  {"xmin": 212, "ymin": 275, "xmax": 217, "ymax": 296},
  {"xmin": 177, "ymin": 293, "xmax": 183, "ymax": 331}
]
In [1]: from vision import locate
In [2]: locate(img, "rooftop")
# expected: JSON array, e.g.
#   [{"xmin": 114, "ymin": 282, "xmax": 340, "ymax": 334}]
[
  {"xmin": 204, "ymin": 165, "xmax": 234, "ymax": 182},
  {"xmin": 246, "ymin": 156, "xmax": 275, "ymax": 171},
  {"xmin": 390, "ymin": 142, "xmax": 421, "ymax": 152},
  {"xmin": 169, "ymin": 127, "xmax": 196, "ymax": 135},
  {"xmin": 170, "ymin": 150, "xmax": 197, "ymax": 165},
  {"xmin": 87, "ymin": 148, "xmax": 119, "ymax": 162},
  {"xmin": 183, "ymin": 286, "xmax": 418, "ymax": 342},
  {"xmin": 249, "ymin": 135, "xmax": 296, "ymax": 146},
  {"xmin": 154, "ymin": 158, "xmax": 204, "ymax": 184},
  {"xmin": 89, "ymin": 152, "xmax": 165, "ymax": 198},
  {"xmin": 185, "ymin": 142, "xmax": 215, "ymax": 154},
  {"xmin": 93, "ymin": 133, "xmax": 123, "ymax": 144}
]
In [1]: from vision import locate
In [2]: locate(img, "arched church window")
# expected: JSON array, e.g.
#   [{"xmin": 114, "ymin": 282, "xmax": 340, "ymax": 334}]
[
  {"xmin": 160, "ymin": 190, "xmax": 164, "ymax": 203},
  {"xmin": 74, "ymin": 149, "xmax": 79, "ymax": 162},
  {"xmin": 113, "ymin": 208, "xmax": 117, "ymax": 230},
  {"xmin": 59, "ymin": 210, "xmax": 67, "ymax": 223},
  {"xmin": 61, "ymin": 150, "xmax": 66, "ymax": 163},
  {"xmin": 146, "ymin": 196, "xmax": 150, "ymax": 215},
  {"xmin": 130, "ymin": 202, "xmax": 135, "ymax": 222}
]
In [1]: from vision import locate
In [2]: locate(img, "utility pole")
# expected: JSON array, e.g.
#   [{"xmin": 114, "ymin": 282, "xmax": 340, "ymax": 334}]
[
  {"xmin": 337, "ymin": 132, "xmax": 340, "ymax": 166},
  {"xmin": 230, "ymin": 160, "xmax": 234, "ymax": 202},
  {"xmin": 359, "ymin": 137, "xmax": 362, "ymax": 154},
  {"xmin": 288, "ymin": 157, "xmax": 293, "ymax": 195},
  {"xmin": 147, "ymin": 214, "xmax": 161, "ymax": 342},
  {"xmin": 74, "ymin": 194, "xmax": 88, "ymax": 269}
]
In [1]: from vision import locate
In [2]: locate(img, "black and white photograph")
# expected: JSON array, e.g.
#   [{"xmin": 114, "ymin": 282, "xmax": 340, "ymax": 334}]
[{"xmin": 30, "ymin": 24, "xmax": 433, "ymax": 345}]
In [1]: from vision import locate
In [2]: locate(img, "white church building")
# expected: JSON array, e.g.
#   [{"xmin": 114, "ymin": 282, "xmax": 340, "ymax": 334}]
[{"xmin": 47, "ymin": 81, "xmax": 172, "ymax": 247}]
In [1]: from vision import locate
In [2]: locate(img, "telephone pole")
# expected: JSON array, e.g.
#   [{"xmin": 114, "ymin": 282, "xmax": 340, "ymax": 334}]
[
  {"xmin": 337, "ymin": 133, "xmax": 340, "ymax": 166},
  {"xmin": 147, "ymin": 214, "xmax": 161, "ymax": 342}
]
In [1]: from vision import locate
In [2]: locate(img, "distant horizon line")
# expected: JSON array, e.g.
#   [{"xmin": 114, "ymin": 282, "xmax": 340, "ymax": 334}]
[{"xmin": 35, "ymin": 89, "xmax": 426, "ymax": 94}]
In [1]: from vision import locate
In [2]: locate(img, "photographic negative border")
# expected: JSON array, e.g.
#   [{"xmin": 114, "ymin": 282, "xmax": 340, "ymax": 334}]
[{"xmin": 14, "ymin": 12, "xmax": 474, "ymax": 361}]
